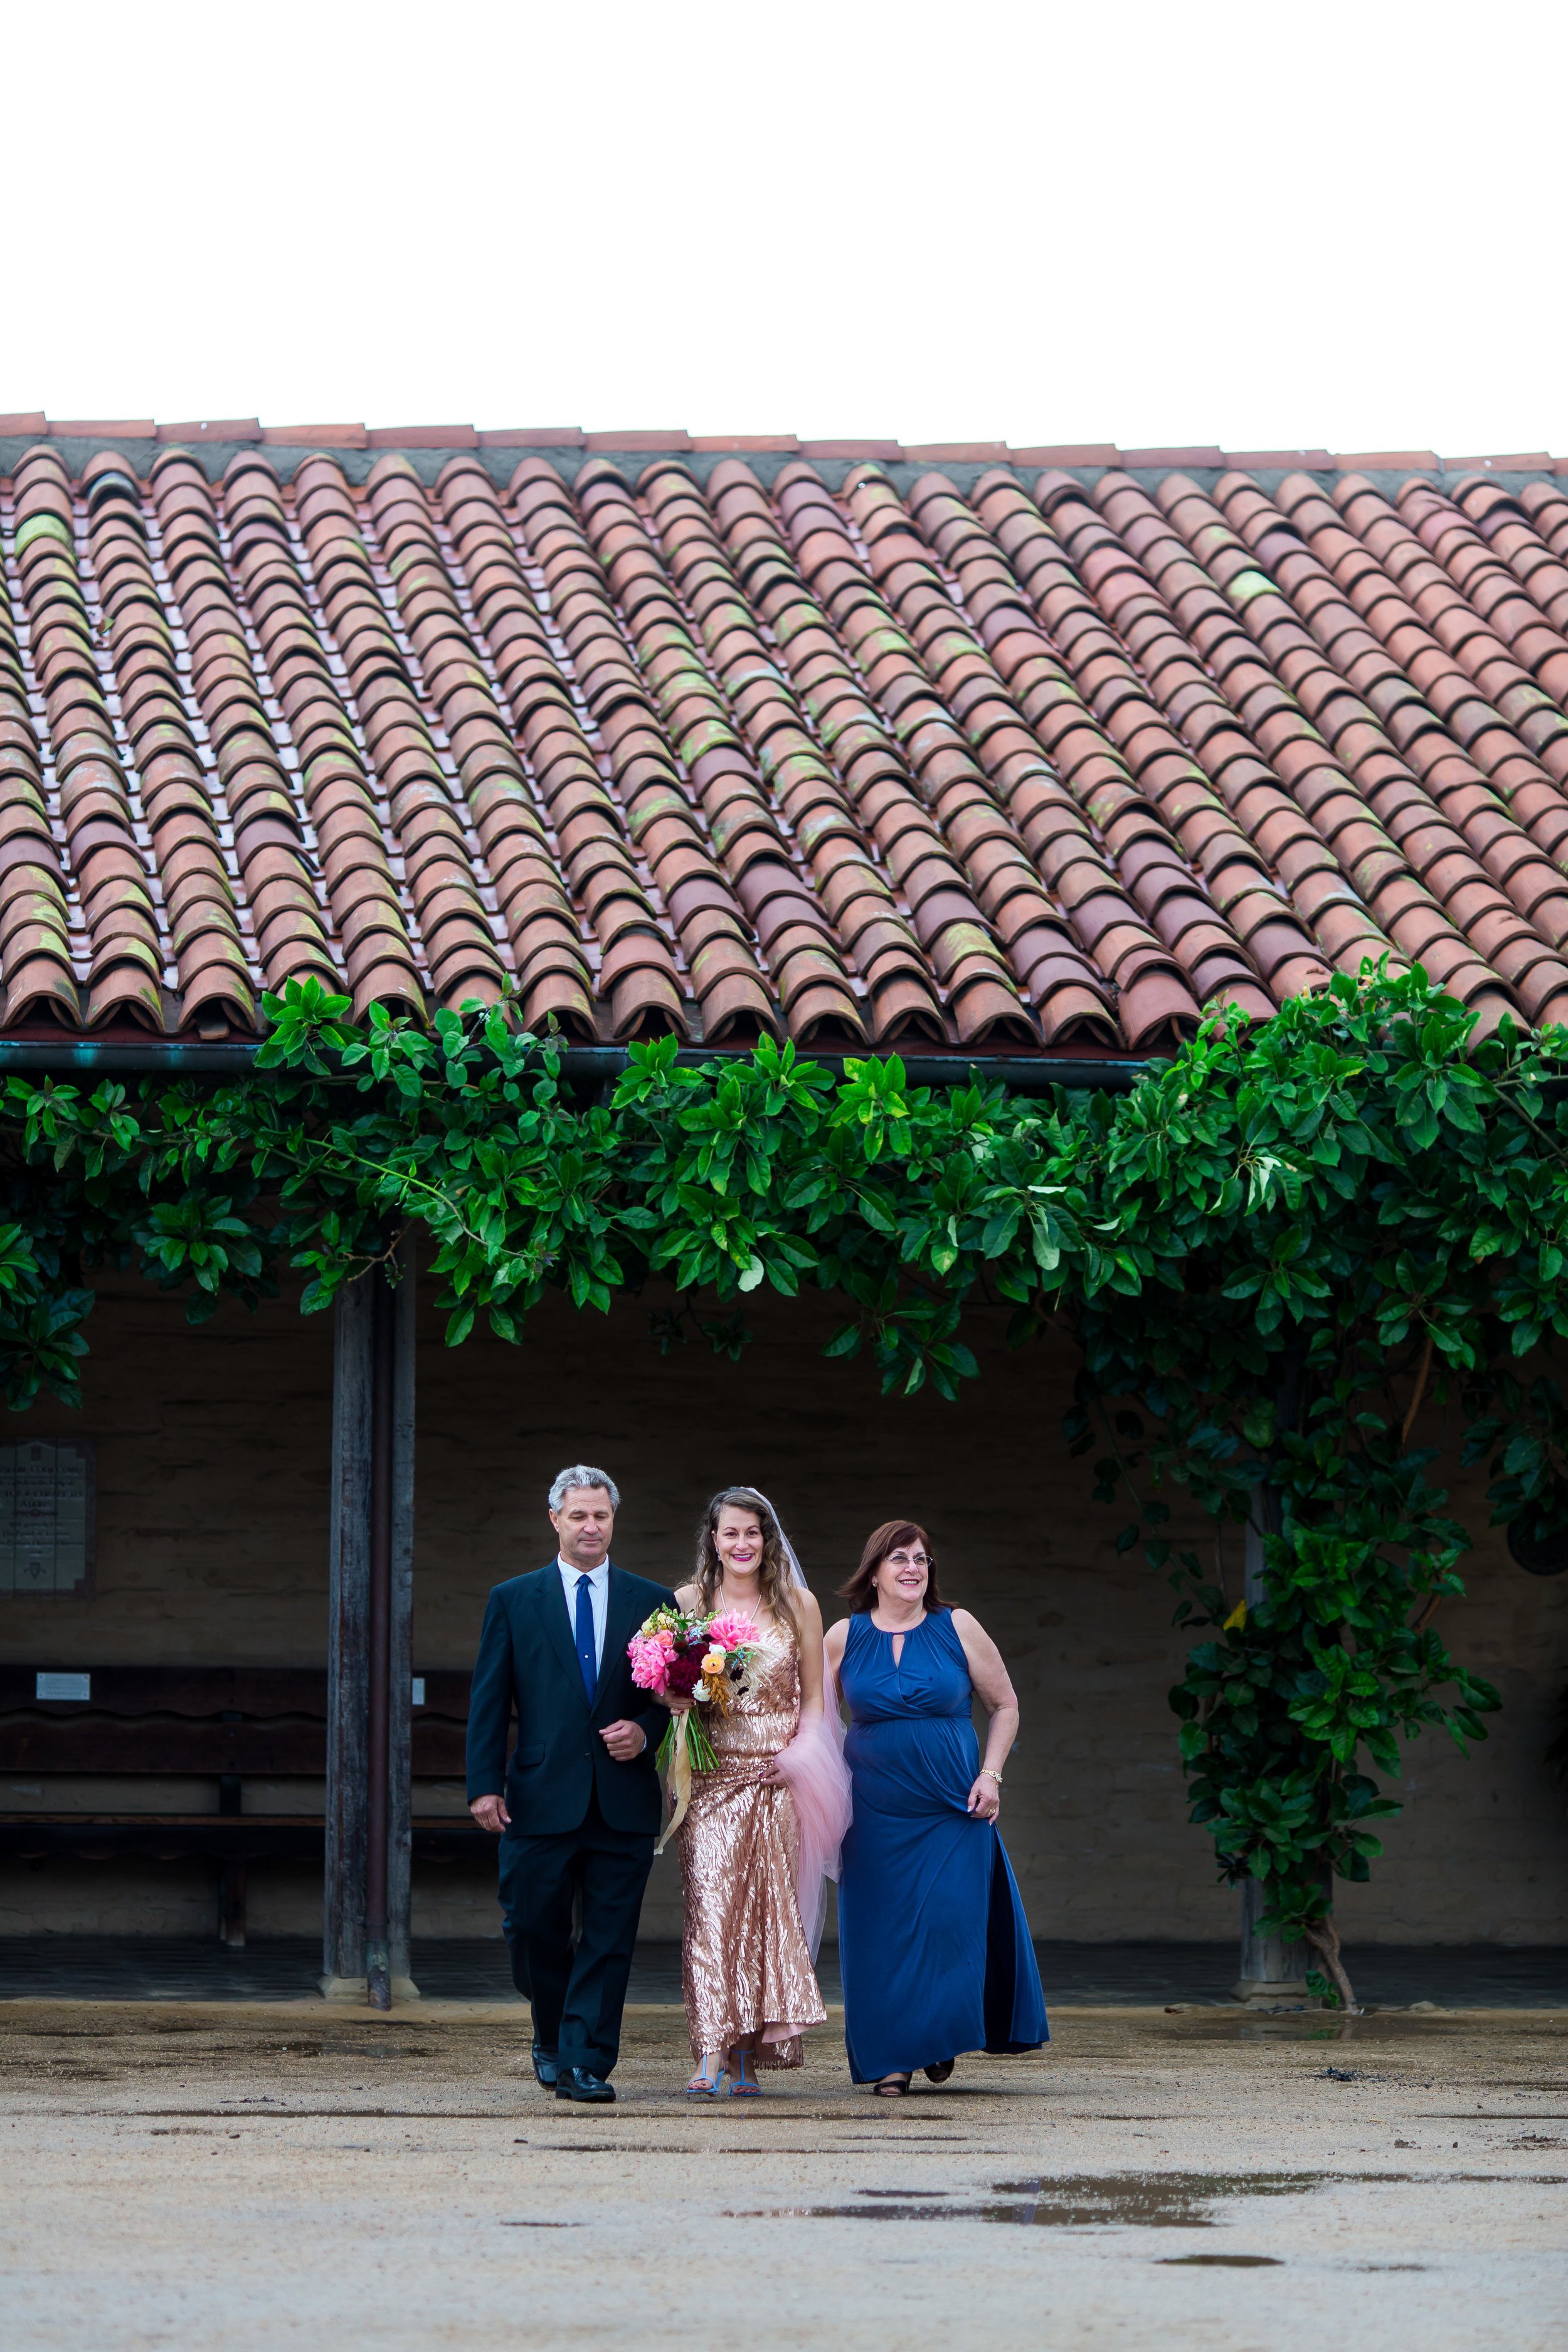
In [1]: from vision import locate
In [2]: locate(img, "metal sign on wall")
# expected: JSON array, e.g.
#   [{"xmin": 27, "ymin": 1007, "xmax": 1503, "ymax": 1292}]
[{"xmin": 0, "ymin": 1441, "xmax": 95, "ymax": 1597}]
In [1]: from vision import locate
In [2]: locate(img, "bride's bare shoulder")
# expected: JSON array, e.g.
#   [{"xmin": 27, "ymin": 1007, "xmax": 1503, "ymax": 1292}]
[{"xmin": 673, "ymin": 1581, "xmax": 699, "ymax": 1609}]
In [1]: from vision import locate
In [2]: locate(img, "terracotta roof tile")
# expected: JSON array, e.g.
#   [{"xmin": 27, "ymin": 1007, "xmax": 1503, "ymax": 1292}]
[
  {"xmin": 1333, "ymin": 452, "xmax": 1441, "ymax": 473},
  {"xmin": 1121, "ymin": 446, "xmax": 1226, "ymax": 469},
  {"xmin": 1223, "ymin": 450, "xmax": 1334, "ymax": 471},
  {"xmin": 261, "ymin": 424, "xmax": 369, "ymax": 449},
  {"xmin": 1444, "ymin": 453, "xmax": 1552, "ymax": 475},
  {"xmin": 6, "ymin": 432, "xmax": 1568, "ymax": 1046},
  {"xmin": 690, "ymin": 436, "xmax": 802, "ymax": 454},
  {"xmin": 46, "ymin": 421, "xmax": 156, "ymax": 441},
  {"xmin": 365, "ymin": 425, "xmax": 479, "ymax": 450},
  {"xmin": 583, "ymin": 432, "xmax": 693, "ymax": 453},
  {"xmin": 1006, "ymin": 445, "xmax": 1120, "ymax": 468},
  {"xmin": 903, "ymin": 443, "xmax": 1010, "ymax": 464},
  {"xmin": 476, "ymin": 428, "xmax": 586, "ymax": 448},
  {"xmin": 157, "ymin": 420, "xmax": 262, "ymax": 445}
]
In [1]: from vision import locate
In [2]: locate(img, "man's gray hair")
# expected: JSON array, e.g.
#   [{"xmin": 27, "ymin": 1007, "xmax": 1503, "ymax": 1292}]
[{"xmin": 549, "ymin": 1465, "xmax": 620, "ymax": 1512}]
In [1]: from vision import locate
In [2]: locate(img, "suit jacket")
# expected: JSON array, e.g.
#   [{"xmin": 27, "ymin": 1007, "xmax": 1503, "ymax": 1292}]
[{"xmin": 465, "ymin": 1562, "xmax": 676, "ymax": 1836}]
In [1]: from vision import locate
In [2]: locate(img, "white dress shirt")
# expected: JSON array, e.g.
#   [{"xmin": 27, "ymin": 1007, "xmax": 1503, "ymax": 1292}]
[{"xmin": 558, "ymin": 1555, "xmax": 609, "ymax": 1674}]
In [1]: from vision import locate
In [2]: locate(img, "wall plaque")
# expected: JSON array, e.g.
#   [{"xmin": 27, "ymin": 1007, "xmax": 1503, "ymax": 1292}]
[{"xmin": 0, "ymin": 1441, "xmax": 95, "ymax": 1597}]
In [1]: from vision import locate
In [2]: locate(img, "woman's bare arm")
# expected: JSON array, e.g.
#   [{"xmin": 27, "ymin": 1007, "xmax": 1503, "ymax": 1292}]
[
  {"xmin": 951, "ymin": 1608, "xmax": 1019, "ymax": 1820},
  {"xmin": 795, "ymin": 1591, "xmax": 825, "ymax": 1716}
]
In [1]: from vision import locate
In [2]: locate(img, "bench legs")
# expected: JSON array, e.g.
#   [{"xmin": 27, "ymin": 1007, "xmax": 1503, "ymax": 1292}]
[{"xmin": 219, "ymin": 1857, "xmax": 247, "ymax": 1947}]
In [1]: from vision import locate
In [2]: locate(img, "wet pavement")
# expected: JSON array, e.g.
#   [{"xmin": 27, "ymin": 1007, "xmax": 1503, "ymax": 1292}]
[{"xmin": 0, "ymin": 2001, "xmax": 1563, "ymax": 2348}]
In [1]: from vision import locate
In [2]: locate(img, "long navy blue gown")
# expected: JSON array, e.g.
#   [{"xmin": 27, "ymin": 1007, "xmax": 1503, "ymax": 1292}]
[{"xmin": 837, "ymin": 1608, "xmax": 1047, "ymax": 2084}]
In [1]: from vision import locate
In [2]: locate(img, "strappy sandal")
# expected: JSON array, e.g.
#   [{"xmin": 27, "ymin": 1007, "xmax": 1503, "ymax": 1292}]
[
  {"xmin": 872, "ymin": 2072, "xmax": 912, "ymax": 2097},
  {"xmin": 728, "ymin": 2049, "xmax": 763, "ymax": 2097},
  {"xmin": 924, "ymin": 2060, "xmax": 955, "ymax": 2084},
  {"xmin": 686, "ymin": 2055, "xmax": 728, "ymax": 2097}
]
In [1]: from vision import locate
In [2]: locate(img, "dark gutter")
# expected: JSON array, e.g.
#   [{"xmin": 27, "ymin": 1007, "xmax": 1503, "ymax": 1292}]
[{"xmin": 0, "ymin": 1039, "xmax": 1160, "ymax": 1094}]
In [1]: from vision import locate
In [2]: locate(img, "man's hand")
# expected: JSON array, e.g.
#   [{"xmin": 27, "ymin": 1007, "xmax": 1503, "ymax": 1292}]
[
  {"xmin": 599, "ymin": 1719, "xmax": 648, "ymax": 1762},
  {"xmin": 470, "ymin": 1793, "xmax": 510, "ymax": 1834}
]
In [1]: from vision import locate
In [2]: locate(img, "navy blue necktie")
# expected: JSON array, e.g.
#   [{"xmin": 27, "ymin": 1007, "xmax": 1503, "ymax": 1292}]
[{"xmin": 574, "ymin": 1573, "xmax": 598, "ymax": 1700}]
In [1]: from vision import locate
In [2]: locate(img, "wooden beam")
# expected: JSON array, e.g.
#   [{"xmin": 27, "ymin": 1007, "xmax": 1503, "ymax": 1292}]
[{"xmin": 322, "ymin": 1273, "xmax": 372, "ymax": 1996}]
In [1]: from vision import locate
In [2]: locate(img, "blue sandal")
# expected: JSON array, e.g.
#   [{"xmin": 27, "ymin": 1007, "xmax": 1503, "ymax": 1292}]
[
  {"xmin": 728, "ymin": 2050, "xmax": 762, "ymax": 2097},
  {"xmin": 686, "ymin": 2056, "xmax": 728, "ymax": 2097}
]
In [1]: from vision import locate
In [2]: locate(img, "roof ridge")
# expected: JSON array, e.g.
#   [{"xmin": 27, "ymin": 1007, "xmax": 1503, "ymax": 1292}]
[{"xmin": 2, "ymin": 416, "xmax": 1567, "ymax": 479}]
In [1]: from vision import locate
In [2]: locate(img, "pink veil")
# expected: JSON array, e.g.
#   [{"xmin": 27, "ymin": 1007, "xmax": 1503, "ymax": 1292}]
[{"xmin": 753, "ymin": 1490, "xmax": 852, "ymax": 1962}]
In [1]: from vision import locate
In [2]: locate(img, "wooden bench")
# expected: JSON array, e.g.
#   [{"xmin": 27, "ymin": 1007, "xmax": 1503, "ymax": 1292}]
[{"xmin": 0, "ymin": 1666, "xmax": 489, "ymax": 1944}]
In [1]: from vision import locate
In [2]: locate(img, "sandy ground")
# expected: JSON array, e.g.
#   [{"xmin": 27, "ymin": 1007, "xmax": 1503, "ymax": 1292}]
[{"xmin": 1, "ymin": 2000, "xmax": 1565, "ymax": 2351}]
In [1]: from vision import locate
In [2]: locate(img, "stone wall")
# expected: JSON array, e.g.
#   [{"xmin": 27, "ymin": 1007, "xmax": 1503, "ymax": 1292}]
[{"xmin": 2, "ymin": 1269, "xmax": 1565, "ymax": 1947}]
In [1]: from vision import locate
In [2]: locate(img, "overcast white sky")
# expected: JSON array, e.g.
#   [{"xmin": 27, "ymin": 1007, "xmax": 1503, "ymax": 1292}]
[{"xmin": 9, "ymin": 0, "xmax": 1563, "ymax": 459}]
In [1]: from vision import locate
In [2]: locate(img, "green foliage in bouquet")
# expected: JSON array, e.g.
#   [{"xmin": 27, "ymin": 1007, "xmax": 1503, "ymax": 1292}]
[{"xmin": 656, "ymin": 1710, "xmax": 718, "ymax": 1776}]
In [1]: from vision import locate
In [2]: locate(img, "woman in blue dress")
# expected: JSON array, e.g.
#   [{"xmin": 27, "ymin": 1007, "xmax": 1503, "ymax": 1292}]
[{"xmin": 825, "ymin": 1519, "xmax": 1047, "ymax": 2095}]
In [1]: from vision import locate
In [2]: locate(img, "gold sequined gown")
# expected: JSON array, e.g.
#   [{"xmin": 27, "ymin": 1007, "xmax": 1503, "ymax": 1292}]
[{"xmin": 679, "ymin": 1629, "xmax": 827, "ymax": 2067}]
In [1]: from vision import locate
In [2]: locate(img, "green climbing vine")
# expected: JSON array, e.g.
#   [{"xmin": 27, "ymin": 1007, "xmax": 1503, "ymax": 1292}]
[{"xmin": 4, "ymin": 963, "xmax": 1566, "ymax": 2005}]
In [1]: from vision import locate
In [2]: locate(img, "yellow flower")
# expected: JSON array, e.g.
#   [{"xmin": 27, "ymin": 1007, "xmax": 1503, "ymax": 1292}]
[{"xmin": 701, "ymin": 1650, "xmax": 726, "ymax": 1675}]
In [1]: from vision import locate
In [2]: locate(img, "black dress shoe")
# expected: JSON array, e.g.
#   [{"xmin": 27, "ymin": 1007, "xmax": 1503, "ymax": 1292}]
[
  {"xmin": 531, "ymin": 2045, "xmax": 560, "ymax": 2088},
  {"xmin": 554, "ymin": 2066, "xmax": 615, "ymax": 2104}
]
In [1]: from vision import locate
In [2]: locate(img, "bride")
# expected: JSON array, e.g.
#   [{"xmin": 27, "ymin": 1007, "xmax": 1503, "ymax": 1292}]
[{"xmin": 671, "ymin": 1486, "xmax": 849, "ymax": 2097}]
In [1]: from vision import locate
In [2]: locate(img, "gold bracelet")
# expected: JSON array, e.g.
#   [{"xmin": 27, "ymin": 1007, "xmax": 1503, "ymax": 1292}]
[{"xmin": 981, "ymin": 1767, "xmax": 1003, "ymax": 1784}]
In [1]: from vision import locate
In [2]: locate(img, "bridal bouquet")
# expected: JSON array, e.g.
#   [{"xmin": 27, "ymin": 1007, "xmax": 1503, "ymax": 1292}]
[{"xmin": 628, "ymin": 1606, "xmax": 760, "ymax": 1847}]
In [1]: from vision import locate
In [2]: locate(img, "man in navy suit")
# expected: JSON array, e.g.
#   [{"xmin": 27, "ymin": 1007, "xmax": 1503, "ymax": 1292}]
[{"xmin": 467, "ymin": 1466, "xmax": 674, "ymax": 2104}]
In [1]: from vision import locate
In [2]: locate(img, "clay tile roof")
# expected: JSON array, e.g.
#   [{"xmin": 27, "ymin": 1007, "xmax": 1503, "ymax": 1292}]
[
  {"xmin": 1007, "ymin": 444, "xmax": 1121, "ymax": 468},
  {"xmin": 1444, "ymin": 453, "xmax": 1552, "ymax": 475},
  {"xmin": 1332, "ymin": 451, "xmax": 1441, "ymax": 472},
  {"xmin": 45, "ymin": 420, "xmax": 156, "ymax": 440},
  {"xmin": 157, "ymin": 420, "xmax": 263, "ymax": 445},
  {"xmin": 261, "ymin": 424, "xmax": 369, "ymax": 448},
  {"xmin": 365, "ymin": 425, "xmax": 478, "ymax": 449},
  {"xmin": 1223, "ymin": 449, "xmax": 1335, "ymax": 472},
  {"xmin": 1121, "ymin": 445, "xmax": 1226, "ymax": 469},
  {"xmin": 4, "ymin": 426, "xmax": 1568, "ymax": 1054},
  {"xmin": 477, "ymin": 428, "xmax": 586, "ymax": 449},
  {"xmin": 583, "ymin": 430, "xmax": 694, "ymax": 452}
]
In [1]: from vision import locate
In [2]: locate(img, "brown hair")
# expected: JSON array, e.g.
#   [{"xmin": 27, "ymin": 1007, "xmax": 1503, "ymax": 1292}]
[
  {"xmin": 694, "ymin": 1487, "xmax": 802, "ymax": 1641},
  {"xmin": 838, "ymin": 1520, "xmax": 945, "ymax": 1613}
]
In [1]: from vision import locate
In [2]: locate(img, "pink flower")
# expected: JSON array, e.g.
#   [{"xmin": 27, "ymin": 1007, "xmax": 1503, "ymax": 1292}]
[
  {"xmin": 627, "ymin": 1633, "xmax": 670, "ymax": 1694},
  {"xmin": 705, "ymin": 1611, "xmax": 759, "ymax": 1653}
]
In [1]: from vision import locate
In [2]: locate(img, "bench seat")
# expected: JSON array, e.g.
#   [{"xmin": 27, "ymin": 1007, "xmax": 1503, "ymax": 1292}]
[{"xmin": 0, "ymin": 1665, "xmax": 484, "ymax": 1943}]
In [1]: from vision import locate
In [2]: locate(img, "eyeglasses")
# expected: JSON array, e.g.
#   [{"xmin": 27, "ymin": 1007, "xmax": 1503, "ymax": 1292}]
[{"xmin": 884, "ymin": 1550, "xmax": 930, "ymax": 1569}]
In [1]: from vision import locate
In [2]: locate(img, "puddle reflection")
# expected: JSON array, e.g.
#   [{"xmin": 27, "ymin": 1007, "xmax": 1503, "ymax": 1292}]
[{"xmin": 724, "ymin": 2167, "xmax": 1484, "ymax": 2229}]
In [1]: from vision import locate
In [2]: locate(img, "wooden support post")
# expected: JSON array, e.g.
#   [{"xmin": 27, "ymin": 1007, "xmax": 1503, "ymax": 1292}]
[
  {"xmin": 322, "ymin": 1272, "xmax": 373, "ymax": 1998},
  {"xmin": 387, "ymin": 1244, "xmax": 416, "ymax": 1998},
  {"xmin": 1233, "ymin": 1491, "xmax": 1313, "ymax": 2006},
  {"xmin": 321, "ymin": 1245, "xmax": 418, "ymax": 2005}
]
